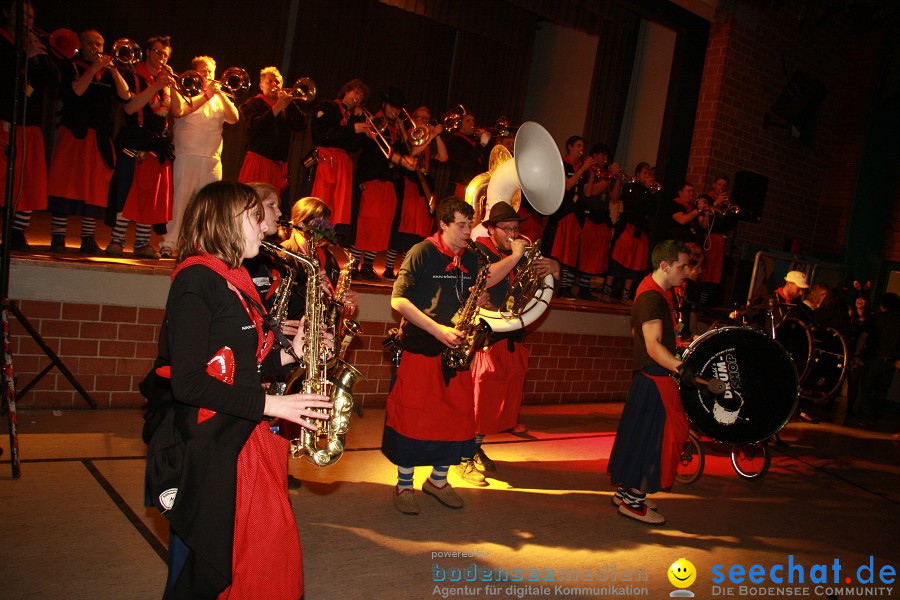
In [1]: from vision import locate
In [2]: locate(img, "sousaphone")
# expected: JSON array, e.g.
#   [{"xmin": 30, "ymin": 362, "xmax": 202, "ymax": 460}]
[{"xmin": 465, "ymin": 121, "xmax": 565, "ymax": 331}]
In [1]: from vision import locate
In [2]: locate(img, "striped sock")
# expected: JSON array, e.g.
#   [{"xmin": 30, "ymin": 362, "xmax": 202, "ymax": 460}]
[
  {"xmin": 579, "ymin": 272, "xmax": 592, "ymax": 288},
  {"xmin": 362, "ymin": 251, "xmax": 377, "ymax": 267},
  {"xmin": 624, "ymin": 488, "xmax": 646, "ymax": 510},
  {"xmin": 560, "ymin": 266, "xmax": 574, "ymax": 288},
  {"xmin": 428, "ymin": 466, "xmax": 450, "ymax": 487},
  {"xmin": 80, "ymin": 217, "xmax": 97, "ymax": 239},
  {"xmin": 135, "ymin": 223, "xmax": 152, "ymax": 249},
  {"xmin": 385, "ymin": 249, "xmax": 399, "ymax": 272},
  {"xmin": 397, "ymin": 466, "xmax": 414, "ymax": 491},
  {"xmin": 350, "ymin": 246, "xmax": 362, "ymax": 262},
  {"xmin": 50, "ymin": 214, "xmax": 68, "ymax": 237},
  {"xmin": 12, "ymin": 211, "xmax": 31, "ymax": 231},
  {"xmin": 110, "ymin": 215, "xmax": 129, "ymax": 245}
]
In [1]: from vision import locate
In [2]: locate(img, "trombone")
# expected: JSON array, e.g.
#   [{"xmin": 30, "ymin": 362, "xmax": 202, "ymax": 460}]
[
  {"xmin": 218, "ymin": 67, "xmax": 250, "ymax": 99},
  {"xmin": 280, "ymin": 76, "xmax": 317, "ymax": 103},
  {"xmin": 162, "ymin": 66, "xmax": 204, "ymax": 107},
  {"xmin": 440, "ymin": 104, "xmax": 466, "ymax": 133},
  {"xmin": 102, "ymin": 38, "xmax": 142, "ymax": 69},
  {"xmin": 401, "ymin": 108, "xmax": 434, "ymax": 147},
  {"xmin": 361, "ymin": 108, "xmax": 394, "ymax": 160}
]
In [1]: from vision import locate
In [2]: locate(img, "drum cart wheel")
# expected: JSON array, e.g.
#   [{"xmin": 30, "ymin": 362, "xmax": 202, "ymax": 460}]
[
  {"xmin": 730, "ymin": 441, "xmax": 771, "ymax": 480},
  {"xmin": 675, "ymin": 432, "xmax": 705, "ymax": 485}
]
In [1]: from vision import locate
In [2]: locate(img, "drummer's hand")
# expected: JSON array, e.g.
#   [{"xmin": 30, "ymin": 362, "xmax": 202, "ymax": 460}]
[{"xmin": 676, "ymin": 363, "xmax": 697, "ymax": 388}]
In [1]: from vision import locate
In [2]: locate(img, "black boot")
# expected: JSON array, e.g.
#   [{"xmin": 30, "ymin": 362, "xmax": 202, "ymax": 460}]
[
  {"xmin": 50, "ymin": 235, "xmax": 66, "ymax": 253},
  {"xmin": 9, "ymin": 230, "xmax": 29, "ymax": 251}
]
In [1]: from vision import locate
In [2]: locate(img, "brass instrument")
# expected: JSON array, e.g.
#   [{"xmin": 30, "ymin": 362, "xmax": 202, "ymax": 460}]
[
  {"xmin": 440, "ymin": 104, "xmax": 467, "ymax": 133},
  {"xmin": 481, "ymin": 235, "xmax": 554, "ymax": 332},
  {"xmin": 488, "ymin": 116, "xmax": 511, "ymax": 137},
  {"xmin": 362, "ymin": 108, "xmax": 394, "ymax": 160},
  {"xmin": 442, "ymin": 241, "xmax": 492, "ymax": 371},
  {"xmin": 103, "ymin": 38, "xmax": 143, "ymax": 69},
  {"xmin": 399, "ymin": 109, "xmax": 437, "ymax": 216},
  {"xmin": 281, "ymin": 76, "xmax": 317, "ymax": 103},
  {"xmin": 219, "ymin": 67, "xmax": 250, "ymax": 98},
  {"xmin": 259, "ymin": 240, "xmax": 364, "ymax": 467},
  {"xmin": 325, "ymin": 247, "xmax": 363, "ymax": 367},
  {"xmin": 31, "ymin": 27, "xmax": 79, "ymax": 60}
]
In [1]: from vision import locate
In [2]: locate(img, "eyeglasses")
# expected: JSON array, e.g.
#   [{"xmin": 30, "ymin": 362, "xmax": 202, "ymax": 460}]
[
  {"xmin": 496, "ymin": 226, "xmax": 521, "ymax": 234},
  {"xmin": 148, "ymin": 47, "xmax": 170, "ymax": 58}
]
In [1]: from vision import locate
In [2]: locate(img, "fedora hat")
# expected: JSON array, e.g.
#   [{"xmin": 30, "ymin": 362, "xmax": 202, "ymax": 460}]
[{"xmin": 482, "ymin": 201, "xmax": 524, "ymax": 227}]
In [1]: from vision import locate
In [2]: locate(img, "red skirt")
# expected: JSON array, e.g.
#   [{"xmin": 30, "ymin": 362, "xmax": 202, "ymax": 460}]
[
  {"xmin": 354, "ymin": 179, "xmax": 397, "ymax": 251},
  {"xmin": 610, "ymin": 223, "xmax": 649, "ymax": 272},
  {"xmin": 0, "ymin": 124, "xmax": 47, "ymax": 211},
  {"xmin": 699, "ymin": 232, "xmax": 725, "ymax": 284},
  {"xmin": 398, "ymin": 179, "xmax": 433, "ymax": 238},
  {"xmin": 310, "ymin": 147, "xmax": 353, "ymax": 225},
  {"xmin": 386, "ymin": 353, "xmax": 475, "ymax": 441},
  {"xmin": 219, "ymin": 422, "xmax": 303, "ymax": 600},
  {"xmin": 577, "ymin": 221, "xmax": 612, "ymax": 274},
  {"xmin": 238, "ymin": 151, "xmax": 288, "ymax": 196},
  {"xmin": 47, "ymin": 126, "xmax": 113, "ymax": 207},
  {"xmin": 550, "ymin": 212, "xmax": 582, "ymax": 268},
  {"xmin": 472, "ymin": 341, "xmax": 529, "ymax": 434},
  {"xmin": 121, "ymin": 154, "xmax": 173, "ymax": 224},
  {"xmin": 640, "ymin": 372, "xmax": 689, "ymax": 490}
]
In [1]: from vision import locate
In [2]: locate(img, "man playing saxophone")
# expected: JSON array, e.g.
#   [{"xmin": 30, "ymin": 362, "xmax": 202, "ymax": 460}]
[
  {"xmin": 463, "ymin": 202, "xmax": 560, "ymax": 484},
  {"xmin": 384, "ymin": 197, "xmax": 525, "ymax": 515}
]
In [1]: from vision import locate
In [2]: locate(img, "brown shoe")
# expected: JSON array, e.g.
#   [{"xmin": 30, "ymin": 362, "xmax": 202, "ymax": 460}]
[
  {"xmin": 422, "ymin": 479, "xmax": 464, "ymax": 508},
  {"xmin": 455, "ymin": 460, "xmax": 488, "ymax": 486},
  {"xmin": 393, "ymin": 486, "xmax": 419, "ymax": 515},
  {"xmin": 133, "ymin": 245, "xmax": 159, "ymax": 259},
  {"xmin": 105, "ymin": 241, "xmax": 124, "ymax": 257}
]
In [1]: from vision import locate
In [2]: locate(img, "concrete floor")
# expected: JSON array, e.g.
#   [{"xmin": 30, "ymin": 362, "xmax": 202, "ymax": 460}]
[{"xmin": 1, "ymin": 401, "xmax": 898, "ymax": 600}]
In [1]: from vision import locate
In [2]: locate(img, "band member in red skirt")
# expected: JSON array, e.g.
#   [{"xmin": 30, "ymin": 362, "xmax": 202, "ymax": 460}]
[
  {"xmin": 605, "ymin": 162, "xmax": 657, "ymax": 302},
  {"xmin": 608, "ymin": 239, "xmax": 691, "ymax": 525},
  {"xmin": 144, "ymin": 181, "xmax": 330, "ymax": 598}
]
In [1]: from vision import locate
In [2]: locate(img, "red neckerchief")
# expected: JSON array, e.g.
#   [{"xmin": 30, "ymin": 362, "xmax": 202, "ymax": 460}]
[
  {"xmin": 475, "ymin": 235, "xmax": 514, "ymax": 284},
  {"xmin": 775, "ymin": 287, "xmax": 791, "ymax": 304},
  {"xmin": 452, "ymin": 131, "xmax": 476, "ymax": 148},
  {"xmin": 674, "ymin": 197, "xmax": 693, "ymax": 212},
  {"xmin": 73, "ymin": 57, "xmax": 106, "ymax": 82},
  {"xmin": 427, "ymin": 232, "xmax": 468, "ymax": 273},
  {"xmin": 336, "ymin": 99, "xmax": 349, "ymax": 126},
  {"xmin": 172, "ymin": 254, "xmax": 275, "ymax": 363},
  {"xmin": 0, "ymin": 27, "xmax": 21, "ymax": 49},
  {"xmin": 635, "ymin": 274, "xmax": 677, "ymax": 330},
  {"xmin": 563, "ymin": 155, "xmax": 582, "ymax": 170},
  {"xmin": 255, "ymin": 92, "xmax": 275, "ymax": 109},
  {"xmin": 133, "ymin": 62, "xmax": 170, "ymax": 122}
]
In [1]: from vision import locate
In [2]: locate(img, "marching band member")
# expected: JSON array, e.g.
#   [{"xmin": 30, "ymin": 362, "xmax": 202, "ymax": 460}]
[
  {"xmin": 46, "ymin": 28, "xmax": 130, "ymax": 255},
  {"xmin": 0, "ymin": 1, "xmax": 55, "ymax": 251},
  {"xmin": 578, "ymin": 143, "xmax": 620, "ymax": 300},
  {"xmin": 668, "ymin": 181, "xmax": 704, "ymax": 247},
  {"xmin": 162, "ymin": 55, "xmax": 239, "ymax": 258},
  {"xmin": 464, "ymin": 202, "xmax": 557, "ymax": 483},
  {"xmin": 607, "ymin": 239, "xmax": 692, "ymax": 525},
  {"xmin": 605, "ymin": 162, "xmax": 656, "ymax": 302},
  {"xmin": 106, "ymin": 35, "xmax": 176, "ymax": 259},
  {"xmin": 444, "ymin": 112, "xmax": 491, "ymax": 198},
  {"xmin": 310, "ymin": 78, "xmax": 370, "ymax": 242},
  {"xmin": 384, "ymin": 197, "xmax": 523, "ymax": 514},
  {"xmin": 695, "ymin": 174, "xmax": 736, "ymax": 305},
  {"xmin": 237, "ymin": 66, "xmax": 306, "ymax": 197},
  {"xmin": 388, "ymin": 105, "xmax": 447, "ymax": 279}
]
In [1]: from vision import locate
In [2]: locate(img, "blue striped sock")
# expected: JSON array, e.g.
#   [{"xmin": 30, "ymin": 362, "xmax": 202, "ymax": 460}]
[
  {"xmin": 624, "ymin": 488, "xmax": 646, "ymax": 510},
  {"xmin": 428, "ymin": 466, "xmax": 449, "ymax": 487},
  {"xmin": 397, "ymin": 466, "xmax": 414, "ymax": 491}
]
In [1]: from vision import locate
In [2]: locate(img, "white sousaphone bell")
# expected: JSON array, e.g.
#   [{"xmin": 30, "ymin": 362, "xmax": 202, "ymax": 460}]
[{"xmin": 465, "ymin": 121, "xmax": 565, "ymax": 332}]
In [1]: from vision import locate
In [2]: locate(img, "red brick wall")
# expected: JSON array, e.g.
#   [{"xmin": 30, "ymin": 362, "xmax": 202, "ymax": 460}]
[
  {"xmin": 687, "ymin": 8, "xmax": 883, "ymax": 258},
  {"xmin": 10, "ymin": 301, "xmax": 633, "ymax": 409}
]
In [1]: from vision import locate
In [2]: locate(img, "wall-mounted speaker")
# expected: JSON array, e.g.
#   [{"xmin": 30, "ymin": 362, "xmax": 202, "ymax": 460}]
[{"xmin": 732, "ymin": 170, "xmax": 768, "ymax": 222}]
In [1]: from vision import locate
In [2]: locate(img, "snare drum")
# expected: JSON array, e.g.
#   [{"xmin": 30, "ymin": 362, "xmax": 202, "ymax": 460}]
[
  {"xmin": 775, "ymin": 318, "xmax": 848, "ymax": 400},
  {"xmin": 680, "ymin": 327, "xmax": 799, "ymax": 445}
]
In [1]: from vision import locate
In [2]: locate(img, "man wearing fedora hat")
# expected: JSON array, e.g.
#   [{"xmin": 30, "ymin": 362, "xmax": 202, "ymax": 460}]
[{"xmin": 462, "ymin": 202, "xmax": 559, "ymax": 484}]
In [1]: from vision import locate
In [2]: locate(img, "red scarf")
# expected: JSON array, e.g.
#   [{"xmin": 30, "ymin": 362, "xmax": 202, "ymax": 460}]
[
  {"xmin": 255, "ymin": 92, "xmax": 275, "ymax": 109},
  {"xmin": 133, "ymin": 62, "xmax": 171, "ymax": 120},
  {"xmin": 635, "ymin": 274, "xmax": 677, "ymax": 330},
  {"xmin": 427, "ymin": 232, "xmax": 468, "ymax": 273},
  {"xmin": 172, "ymin": 254, "xmax": 275, "ymax": 363}
]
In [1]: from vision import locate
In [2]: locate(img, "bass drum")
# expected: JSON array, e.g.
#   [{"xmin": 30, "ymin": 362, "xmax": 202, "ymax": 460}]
[
  {"xmin": 776, "ymin": 318, "xmax": 848, "ymax": 401},
  {"xmin": 680, "ymin": 327, "xmax": 799, "ymax": 445}
]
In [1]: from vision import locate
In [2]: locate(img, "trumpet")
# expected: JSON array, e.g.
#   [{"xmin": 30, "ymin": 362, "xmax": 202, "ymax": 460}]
[
  {"xmin": 280, "ymin": 76, "xmax": 317, "ymax": 103},
  {"xmin": 218, "ymin": 66, "xmax": 250, "ymax": 98},
  {"xmin": 440, "ymin": 104, "xmax": 467, "ymax": 133}
]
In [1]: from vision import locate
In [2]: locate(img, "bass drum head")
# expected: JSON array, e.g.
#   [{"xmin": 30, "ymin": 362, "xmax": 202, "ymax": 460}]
[{"xmin": 681, "ymin": 327, "xmax": 799, "ymax": 445}]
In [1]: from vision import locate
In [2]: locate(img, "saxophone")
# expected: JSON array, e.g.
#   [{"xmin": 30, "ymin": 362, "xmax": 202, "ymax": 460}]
[
  {"xmin": 268, "ymin": 260, "xmax": 296, "ymax": 395},
  {"xmin": 325, "ymin": 246, "xmax": 362, "ymax": 367},
  {"xmin": 259, "ymin": 240, "xmax": 365, "ymax": 467},
  {"xmin": 442, "ymin": 240, "xmax": 492, "ymax": 371}
]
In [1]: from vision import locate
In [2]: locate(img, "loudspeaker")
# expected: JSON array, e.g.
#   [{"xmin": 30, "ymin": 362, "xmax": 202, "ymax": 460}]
[
  {"xmin": 731, "ymin": 171, "xmax": 768, "ymax": 222},
  {"xmin": 768, "ymin": 72, "xmax": 828, "ymax": 135}
]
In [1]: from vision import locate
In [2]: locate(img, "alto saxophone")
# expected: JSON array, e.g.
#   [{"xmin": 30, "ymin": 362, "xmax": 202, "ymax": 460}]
[
  {"xmin": 268, "ymin": 260, "xmax": 297, "ymax": 395},
  {"xmin": 259, "ymin": 240, "xmax": 365, "ymax": 467},
  {"xmin": 325, "ymin": 246, "xmax": 362, "ymax": 367},
  {"xmin": 442, "ymin": 240, "xmax": 492, "ymax": 371}
]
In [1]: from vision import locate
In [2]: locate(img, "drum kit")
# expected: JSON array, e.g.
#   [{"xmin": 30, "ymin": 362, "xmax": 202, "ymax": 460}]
[{"xmin": 674, "ymin": 301, "xmax": 849, "ymax": 484}]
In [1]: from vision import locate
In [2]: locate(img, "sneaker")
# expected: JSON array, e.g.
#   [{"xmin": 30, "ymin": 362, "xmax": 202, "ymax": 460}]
[
  {"xmin": 105, "ymin": 241, "xmax": 124, "ymax": 257},
  {"xmin": 393, "ymin": 486, "xmax": 419, "ymax": 515},
  {"xmin": 618, "ymin": 501, "xmax": 666, "ymax": 524},
  {"xmin": 133, "ymin": 245, "xmax": 160, "ymax": 259},
  {"xmin": 50, "ymin": 235, "xmax": 66, "ymax": 253},
  {"xmin": 474, "ymin": 447, "xmax": 496, "ymax": 471},
  {"xmin": 357, "ymin": 264, "xmax": 381, "ymax": 281},
  {"xmin": 287, "ymin": 474, "xmax": 302, "ymax": 490},
  {"xmin": 159, "ymin": 246, "xmax": 174, "ymax": 259},
  {"xmin": 576, "ymin": 287, "xmax": 598, "ymax": 301},
  {"xmin": 423, "ymin": 479, "xmax": 464, "ymax": 508},
  {"xmin": 612, "ymin": 493, "xmax": 658, "ymax": 511},
  {"xmin": 79, "ymin": 237, "xmax": 102, "ymax": 255},
  {"xmin": 455, "ymin": 460, "xmax": 488, "ymax": 486},
  {"xmin": 9, "ymin": 230, "xmax": 29, "ymax": 251}
]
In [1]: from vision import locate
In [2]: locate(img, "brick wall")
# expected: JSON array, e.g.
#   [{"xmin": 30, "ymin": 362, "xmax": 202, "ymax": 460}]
[
  {"xmin": 687, "ymin": 7, "xmax": 884, "ymax": 259},
  {"xmin": 10, "ymin": 299, "xmax": 633, "ymax": 410}
]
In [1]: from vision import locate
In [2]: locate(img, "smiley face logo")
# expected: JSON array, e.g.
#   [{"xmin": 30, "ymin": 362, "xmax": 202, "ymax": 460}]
[{"xmin": 668, "ymin": 558, "xmax": 696, "ymax": 588}]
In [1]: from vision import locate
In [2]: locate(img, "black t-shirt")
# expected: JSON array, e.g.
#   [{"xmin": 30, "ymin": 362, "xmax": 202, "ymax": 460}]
[
  {"xmin": 240, "ymin": 94, "xmax": 306, "ymax": 162},
  {"xmin": 474, "ymin": 238, "xmax": 524, "ymax": 345},
  {"xmin": 631, "ymin": 289, "xmax": 676, "ymax": 370},
  {"xmin": 392, "ymin": 239, "xmax": 480, "ymax": 354},
  {"xmin": 58, "ymin": 60, "xmax": 119, "ymax": 134}
]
